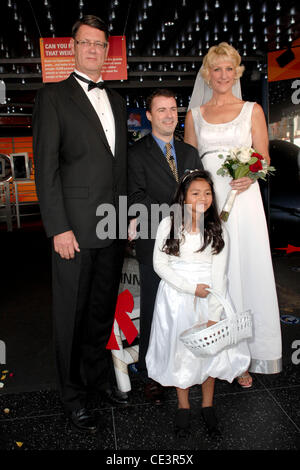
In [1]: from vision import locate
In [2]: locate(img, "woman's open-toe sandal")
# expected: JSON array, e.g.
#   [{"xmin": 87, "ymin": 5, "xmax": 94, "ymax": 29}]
[{"xmin": 237, "ymin": 372, "xmax": 253, "ymax": 389}]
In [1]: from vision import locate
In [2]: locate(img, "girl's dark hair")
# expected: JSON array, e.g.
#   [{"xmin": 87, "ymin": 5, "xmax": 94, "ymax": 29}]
[{"xmin": 163, "ymin": 169, "xmax": 224, "ymax": 256}]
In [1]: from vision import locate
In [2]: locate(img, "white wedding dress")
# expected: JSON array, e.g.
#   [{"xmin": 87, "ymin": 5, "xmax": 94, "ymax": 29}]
[{"xmin": 190, "ymin": 101, "xmax": 282, "ymax": 374}]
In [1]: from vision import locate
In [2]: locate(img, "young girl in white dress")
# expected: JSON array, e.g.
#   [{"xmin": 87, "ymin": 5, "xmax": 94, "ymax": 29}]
[{"xmin": 146, "ymin": 170, "xmax": 250, "ymax": 437}]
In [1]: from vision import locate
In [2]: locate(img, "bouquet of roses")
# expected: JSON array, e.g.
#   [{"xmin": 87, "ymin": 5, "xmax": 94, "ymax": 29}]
[{"xmin": 217, "ymin": 147, "xmax": 276, "ymax": 221}]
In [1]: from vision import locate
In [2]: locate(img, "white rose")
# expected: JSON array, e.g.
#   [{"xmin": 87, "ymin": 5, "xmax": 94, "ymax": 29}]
[{"xmin": 235, "ymin": 147, "xmax": 252, "ymax": 163}]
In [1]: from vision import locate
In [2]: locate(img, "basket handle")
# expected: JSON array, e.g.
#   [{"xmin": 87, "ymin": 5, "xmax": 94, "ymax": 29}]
[{"xmin": 205, "ymin": 288, "xmax": 237, "ymax": 321}]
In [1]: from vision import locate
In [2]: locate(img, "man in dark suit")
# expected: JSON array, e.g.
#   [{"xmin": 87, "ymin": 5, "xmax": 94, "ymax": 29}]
[
  {"xmin": 128, "ymin": 89, "xmax": 202, "ymax": 401},
  {"xmin": 33, "ymin": 15, "xmax": 127, "ymax": 433}
]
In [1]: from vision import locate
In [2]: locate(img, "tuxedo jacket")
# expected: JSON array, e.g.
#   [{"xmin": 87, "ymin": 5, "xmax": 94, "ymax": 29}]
[
  {"xmin": 33, "ymin": 75, "xmax": 127, "ymax": 248},
  {"xmin": 128, "ymin": 133, "xmax": 202, "ymax": 265}
]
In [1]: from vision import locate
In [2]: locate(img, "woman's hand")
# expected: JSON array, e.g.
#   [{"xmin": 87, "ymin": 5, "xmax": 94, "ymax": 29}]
[
  {"xmin": 195, "ymin": 283, "xmax": 210, "ymax": 298},
  {"xmin": 230, "ymin": 176, "xmax": 253, "ymax": 194}
]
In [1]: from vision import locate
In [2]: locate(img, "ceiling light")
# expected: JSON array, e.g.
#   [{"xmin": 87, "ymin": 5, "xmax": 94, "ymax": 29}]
[
  {"xmin": 276, "ymin": 2, "xmax": 280, "ymax": 10},
  {"xmin": 246, "ymin": 1, "xmax": 250, "ymax": 9}
]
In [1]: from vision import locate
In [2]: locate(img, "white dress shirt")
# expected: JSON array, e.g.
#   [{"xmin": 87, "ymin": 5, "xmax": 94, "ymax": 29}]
[{"xmin": 73, "ymin": 69, "xmax": 116, "ymax": 156}]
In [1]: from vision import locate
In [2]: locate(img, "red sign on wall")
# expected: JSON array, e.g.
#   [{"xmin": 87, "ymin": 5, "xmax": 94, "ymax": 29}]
[{"xmin": 40, "ymin": 36, "xmax": 127, "ymax": 83}]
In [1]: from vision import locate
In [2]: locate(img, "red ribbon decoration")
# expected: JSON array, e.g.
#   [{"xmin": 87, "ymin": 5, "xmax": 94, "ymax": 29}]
[
  {"xmin": 106, "ymin": 289, "xmax": 138, "ymax": 350},
  {"xmin": 276, "ymin": 245, "xmax": 300, "ymax": 254}
]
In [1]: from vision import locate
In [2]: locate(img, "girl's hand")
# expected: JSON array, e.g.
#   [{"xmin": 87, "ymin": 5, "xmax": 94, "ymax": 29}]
[
  {"xmin": 230, "ymin": 177, "xmax": 253, "ymax": 194},
  {"xmin": 195, "ymin": 283, "xmax": 210, "ymax": 298},
  {"xmin": 207, "ymin": 320, "xmax": 217, "ymax": 327}
]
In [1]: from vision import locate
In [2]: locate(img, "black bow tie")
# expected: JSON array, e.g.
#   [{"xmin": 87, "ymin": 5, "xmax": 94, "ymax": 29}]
[{"xmin": 72, "ymin": 72, "xmax": 106, "ymax": 91}]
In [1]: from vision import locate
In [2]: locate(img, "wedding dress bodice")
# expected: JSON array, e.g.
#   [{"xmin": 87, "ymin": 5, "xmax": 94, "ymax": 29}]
[{"xmin": 191, "ymin": 101, "xmax": 254, "ymax": 157}]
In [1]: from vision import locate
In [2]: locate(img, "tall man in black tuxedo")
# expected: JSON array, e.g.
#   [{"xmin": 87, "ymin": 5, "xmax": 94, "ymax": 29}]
[
  {"xmin": 33, "ymin": 15, "xmax": 127, "ymax": 433},
  {"xmin": 128, "ymin": 89, "xmax": 202, "ymax": 401}
]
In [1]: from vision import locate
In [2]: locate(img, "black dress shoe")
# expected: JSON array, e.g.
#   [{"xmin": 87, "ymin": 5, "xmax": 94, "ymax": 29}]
[
  {"xmin": 101, "ymin": 386, "xmax": 129, "ymax": 405},
  {"xmin": 144, "ymin": 380, "xmax": 164, "ymax": 404},
  {"xmin": 70, "ymin": 408, "xmax": 98, "ymax": 433}
]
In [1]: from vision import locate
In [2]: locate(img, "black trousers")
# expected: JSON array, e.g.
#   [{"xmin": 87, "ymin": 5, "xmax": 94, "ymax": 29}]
[
  {"xmin": 138, "ymin": 263, "xmax": 161, "ymax": 375},
  {"xmin": 51, "ymin": 240, "xmax": 125, "ymax": 412}
]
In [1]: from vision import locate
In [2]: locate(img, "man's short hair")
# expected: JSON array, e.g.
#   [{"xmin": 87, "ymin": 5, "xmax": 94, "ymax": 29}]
[
  {"xmin": 146, "ymin": 89, "xmax": 177, "ymax": 112},
  {"xmin": 72, "ymin": 15, "xmax": 110, "ymax": 41}
]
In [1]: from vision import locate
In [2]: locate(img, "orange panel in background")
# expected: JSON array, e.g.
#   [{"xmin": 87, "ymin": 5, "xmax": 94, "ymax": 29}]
[
  {"xmin": 0, "ymin": 136, "xmax": 38, "ymax": 202},
  {"xmin": 40, "ymin": 36, "xmax": 127, "ymax": 83},
  {"xmin": 268, "ymin": 38, "xmax": 300, "ymax": 82}
]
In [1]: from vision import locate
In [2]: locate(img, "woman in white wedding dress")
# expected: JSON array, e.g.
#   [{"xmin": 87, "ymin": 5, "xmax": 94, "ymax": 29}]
[{"xmin": 184, "ymin": 43, "xmax": 282, "ymax": 387}]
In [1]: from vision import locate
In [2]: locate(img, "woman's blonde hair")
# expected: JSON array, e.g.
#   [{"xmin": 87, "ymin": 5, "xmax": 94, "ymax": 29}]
[{"xmin": 201, "ymin": 42, "xmax": 245, "ymax": 85}]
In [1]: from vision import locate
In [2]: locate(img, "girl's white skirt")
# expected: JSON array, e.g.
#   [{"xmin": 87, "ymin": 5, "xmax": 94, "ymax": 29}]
[{"xmin": 146, "ymin": 262, "xmax": 251, "ymax": 389}]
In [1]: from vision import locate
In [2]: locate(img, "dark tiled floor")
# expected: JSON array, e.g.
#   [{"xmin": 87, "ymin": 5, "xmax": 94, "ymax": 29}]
[
  {"xmin": 1, "ymin": 368, "xmax": 300, "ymax": 451},
  {"xmin": 1, "ymin": 223, "xmax": 300, "ymax": 452}
]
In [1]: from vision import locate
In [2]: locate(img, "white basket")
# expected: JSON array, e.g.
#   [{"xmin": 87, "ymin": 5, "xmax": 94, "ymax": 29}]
[{"xmin": 179, "ymin": 288, "xmax": 252, "ymax": 357}]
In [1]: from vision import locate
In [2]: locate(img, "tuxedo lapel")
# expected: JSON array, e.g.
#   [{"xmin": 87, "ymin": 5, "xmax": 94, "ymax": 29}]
[
  {"xmin": 106, "ymin": 88, "xmax": 122, "ymax": 159},
  {"xmin": 66, "ymin": 76, "xmax": 112, "ymax": 155}
]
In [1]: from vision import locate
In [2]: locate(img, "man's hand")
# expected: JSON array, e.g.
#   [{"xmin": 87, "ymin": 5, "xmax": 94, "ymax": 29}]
[
  {"xmin": 128, "ymin": 218, "xmax": 137, "ymax": 241},
  {"xmin": 53, "ymin": 230, "xmax": 80, "ymax": 259}
]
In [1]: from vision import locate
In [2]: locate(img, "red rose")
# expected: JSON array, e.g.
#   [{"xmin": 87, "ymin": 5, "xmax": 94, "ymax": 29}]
[
  {"xmin": 252, "ymin": 152, "xmax": 263, "ymax": 160},
  {"xmin": 249, "ymin": 160, "xmax": 263, "ymax": 172}
]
